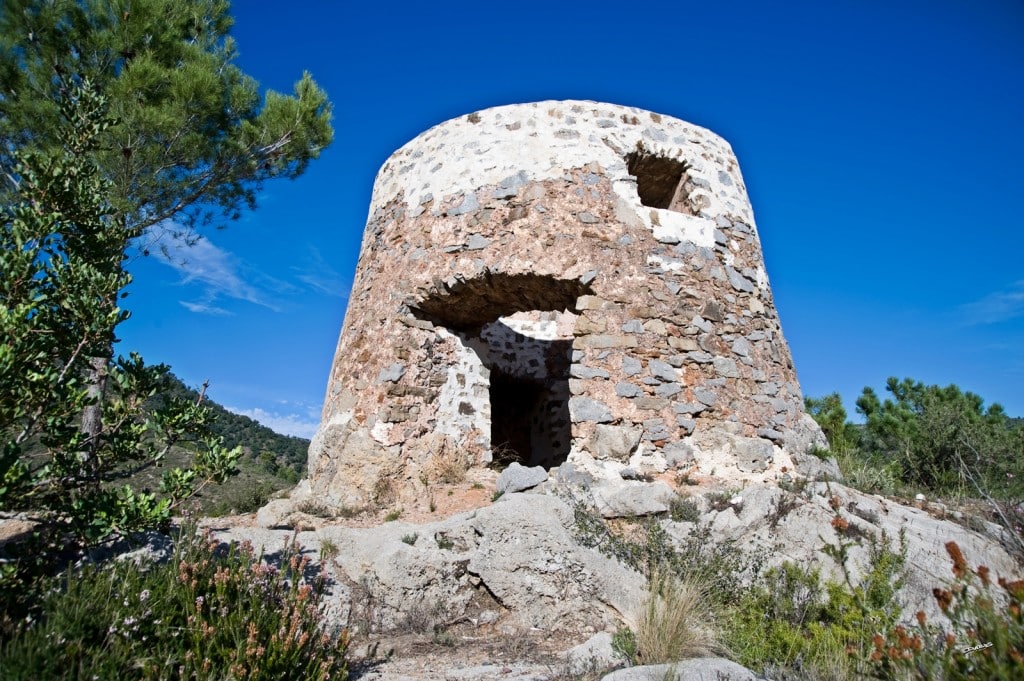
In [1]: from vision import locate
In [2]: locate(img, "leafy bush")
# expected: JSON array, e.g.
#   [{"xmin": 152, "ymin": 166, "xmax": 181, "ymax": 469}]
[
  {"xmin": 668, "ymin": 495, "xmax": 701, "ymax": 523},
  {"xmin": 570, "ymin": 494, "xmax": 760, "ymax": 608},
  {"xmin": 1, "ymin": 84, "xmax": 239, "ymax": 596},
  {"xmin": 611, "ymin": 625, "xmax": 638, "ymax": 665},
  {"xmin": 856, "ymin": 378, "xmax": 1024, "ymax": 498},
  {"xmin": 724, "ymin": 534, "xmax": 906, "ymax": 680},
  {"xmin": 834, "ymin": 450, "xmax": 902, "ymax": 497},
  {"xmin": 0, "ymin": 521, "xmax": 349, "ymax": 680},
  {"xmin": 868, "ymin": 541, "xmax": 1024, "ymax": 680}
]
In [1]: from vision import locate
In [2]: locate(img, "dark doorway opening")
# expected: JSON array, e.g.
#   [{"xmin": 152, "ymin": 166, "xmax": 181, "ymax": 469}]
[
  {"xmin": 486, "ymin": 339, "xmax": 573, "ymax": 469},
  {"xmin": 412, "ymin": 272, "xmax": 588, "ymax": 471},
  {"xmin": 490, "ymin": 371, "xmax": 543, "ymax": 466}
]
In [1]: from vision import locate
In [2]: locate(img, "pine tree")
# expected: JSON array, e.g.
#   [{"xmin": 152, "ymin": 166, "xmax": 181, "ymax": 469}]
[
  {"xmin": 0, "ymin": 0, "xmax": 333, "ymax": 456},
  {"xmin": 0, "ymin": 0, "xmax": 333, "ymax": 234}
]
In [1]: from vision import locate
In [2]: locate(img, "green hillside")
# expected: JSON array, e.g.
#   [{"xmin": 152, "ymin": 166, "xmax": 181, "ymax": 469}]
[{"xmin": 130, "ymin": 372, "xmax": 312, "ymax": 515}]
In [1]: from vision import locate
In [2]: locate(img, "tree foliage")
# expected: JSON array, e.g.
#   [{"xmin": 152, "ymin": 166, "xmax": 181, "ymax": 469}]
[
  {"xmin": 0, "ymin": 0, "xmax": 333, "ymax": 456},
  {"xmin": 0, "ymin": 0, "xmax": 333, "ymax": 234},
  {"xmin": 0, "ymin": 82, "xmax": 239, "ymax": 579},
  {"xmin": 805, "ymin": 392, "xmax": 855, "ymax": 456},
  {"xmin": 856, "ymin": 377, "xmax": 1023, "ymax": 496}
]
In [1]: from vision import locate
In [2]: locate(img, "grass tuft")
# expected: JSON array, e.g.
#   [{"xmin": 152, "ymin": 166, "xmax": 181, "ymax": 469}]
[{"xmin": 636, "ymin": 570, "xmax": 721, "ymax": 664}]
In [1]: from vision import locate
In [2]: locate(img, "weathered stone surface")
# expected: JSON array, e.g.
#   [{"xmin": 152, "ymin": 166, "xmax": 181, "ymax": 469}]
[
  {"xmin": 591, "ymin": 424, "xmax": 642, "ymax": 461},
  {"xmin": 497, "ymin": 462, "xmax": 549, "ymax": 493},
  {"xmin": 570, "ymin": 396, "xmax": 615, "ymax": 423},
  {"xmin": 635, "ymin": 396, "xmax": 670, "ymax": 411},
  {"xmin": 691, "ymin": 482, "xmax": 1022, "ymax": 622},
  {"xmin": 566, "ymin": 632, "xmax": 619, "ymax": 676},
  {"xmin": 694, "ymin": 388, "xmax": 718, "ymax": 407},
  {"xmin": 654, "ymin": 382, "xmax": 682, "ymax": 397},
  {"xmin": 221, "ymin": 474, "xmax": 1020, "ymax": 680},
  {"xmin": 615, "ymin": 382, "xmax": 643, "ymax": 398},
  {"xmin": 448, "ymin": 191, "xmax": 480, "ymax": 216},
  {"xmin": 622, "ymin": 356, "xmax": 643, "ymax": 376},
  {"xmin": 376, "ymin": 363, "xmax": 406, "ymax": 383},
  {"xmin": 734, "ymin": 437, "xmax": 773, "ymax": 472},
  {"xmin": 677, "ymin": 417, "xmax": 697, "ymax": 434},
  {"xmin": 466, "ymin": 234, "xmax": 491, "ymax": 250},
  {"xmin": 308, "ymin": 100, "xmax": 827, "ymax": 506},
  {"xmin": 713, "ymin": 356, "xmax": 740, "ymax": 378},
  {"xmin": 593, "ymin": 481, "xmax": 674, "ymax": 518},
  {"xmin": 238, "ymin": 494, "xmax": 647, "ymax": 635},
  {"xmin": 571, "ymin": 365, "xmax": 611, "ymax": 379},
  {"xmin": 647, "ymin": 359, "xmax": 678, "ymax": 382},
  {"xmin": 694, "ymin": 428, "xmax": 774, "ymax": 473},
  {"xmin": 663, "ymin": 441, "xmax": 695, "ymax": 468},
  {"xmin": 580, "ymin": 334, "xmax": 638, "ymax": 349}
]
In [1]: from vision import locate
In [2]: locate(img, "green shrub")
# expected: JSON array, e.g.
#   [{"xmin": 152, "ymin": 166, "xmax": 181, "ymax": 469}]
[
  {"xmin": 611, "ymin": 625, "xmax": 638, "ymax": 665},
  {"xmin": 668, "ymin": 495, "xmax": 701, "ymax": 523},
  {"xmin": 724, "ymin": 534, "xmax": 906, "ymax": 680},
  {"xmin": 868, "ymin": 541, "xmax": 1024, "ymax": 680},
  {"xmin": 0, "ymin": 521, "xmax": 348, "ymax": 680},
  {"xmin": 569, "ymin": 494, "xmax": 761, "ymax": 608}
]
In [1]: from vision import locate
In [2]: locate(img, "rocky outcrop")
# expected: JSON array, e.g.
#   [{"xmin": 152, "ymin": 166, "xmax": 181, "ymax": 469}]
[
  {"xmin": 223, "ymin": 492, "xmax": 647, "ymax": 635},
  {"xmin": 310, "ymin": 100, "xmax": 829, "ymax": 509},
  {"xmin": 224, "ymin": 469, "xmax": 1020, "ymax": 679},
  {"xmin": 686, "ymin": 480, "xmax": 1021, "ymax": 620}
]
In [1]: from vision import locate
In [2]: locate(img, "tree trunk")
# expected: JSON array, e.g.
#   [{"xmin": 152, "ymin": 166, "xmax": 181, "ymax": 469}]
[{"xmin": 79, "ymin": 352, "xmax": 110, "ymax": 482}]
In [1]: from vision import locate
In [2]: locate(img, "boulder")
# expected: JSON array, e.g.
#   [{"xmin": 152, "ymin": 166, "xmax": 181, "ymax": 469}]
[
  {"xmin": 565, "ymin": 631, "xmax": 620, "ymax": 675},
  {"xmin": 593, "ymin": 481, "xmax": 675, "ymax": 518},
  {"xmin": 497, "ymin": 462, "xmax": 549, "ymax": 493},
  {"xmin": 221, "ymin": 493, "xmax": 647, "ymax": 634}
]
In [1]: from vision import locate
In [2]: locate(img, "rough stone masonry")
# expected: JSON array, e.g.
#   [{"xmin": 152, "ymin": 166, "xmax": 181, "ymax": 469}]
[{"xmin": 308, "ymin": 100, "xmax": 829, "ymax": 508}]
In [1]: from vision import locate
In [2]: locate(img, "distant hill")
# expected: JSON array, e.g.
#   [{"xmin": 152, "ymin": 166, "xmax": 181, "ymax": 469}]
[
  {"xmin": 132, "ymin": 372, "xmax": 313, "ymax": 515},
  {"xmin": 154, "ymin": 372, "xmax": 310, "ymax": 477}
]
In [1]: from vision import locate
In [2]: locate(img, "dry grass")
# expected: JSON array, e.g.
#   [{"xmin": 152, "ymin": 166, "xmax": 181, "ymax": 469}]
[
  {"xmin": 429, "ymin": 446, "xmax": 470, "ymax": 485},
  {"xmin": 636, "ymin": 570, "xmax": 723, "ymax": 664}
]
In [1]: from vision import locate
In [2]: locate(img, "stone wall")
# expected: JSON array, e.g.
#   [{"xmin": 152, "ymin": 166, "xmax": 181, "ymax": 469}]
[{"xmin": 309, "ymin": 100, "xmax": 827, "ymax": 508}]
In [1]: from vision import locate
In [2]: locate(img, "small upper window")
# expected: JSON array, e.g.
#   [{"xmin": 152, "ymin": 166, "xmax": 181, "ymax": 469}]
[{"xmin": 625, "ymin": 149, "xmax": 691, "ymax": 213}]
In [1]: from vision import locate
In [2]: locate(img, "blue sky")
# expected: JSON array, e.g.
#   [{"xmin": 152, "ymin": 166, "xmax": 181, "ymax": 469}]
[{"xmin": 119, "ymin": 0, "xmax": 1024, "ymax": 436}]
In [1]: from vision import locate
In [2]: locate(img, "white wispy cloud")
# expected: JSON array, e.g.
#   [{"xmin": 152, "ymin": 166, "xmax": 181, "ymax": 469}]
[
  {"xmin": 225, "ymin": 405, "xmax": 321, "ymax": 439},
  {"xmin": 961, "ymin": 280, "xmax": 1024, "ymax": 325},
  {"xmin": 179, "ymin": 300, "xmax": 232, "ymax": 315},
  {"xmin": 157, "ymin": 235, "xmax": 283, "ymax": 312},
  {"xmin": 293, "ymin": 247, "xmax": 351, "ymax": 298}
]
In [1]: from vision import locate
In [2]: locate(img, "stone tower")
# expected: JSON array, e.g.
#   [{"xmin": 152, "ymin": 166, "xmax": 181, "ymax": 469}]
[{"xmin": 308, "ymin": 100, "xmax": 826, "ymax": 508}]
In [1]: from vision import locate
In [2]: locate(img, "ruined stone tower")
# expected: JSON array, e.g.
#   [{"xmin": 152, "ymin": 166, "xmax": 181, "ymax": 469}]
[{"xmin": 308, "ymin": 101, "xmax": 826, "ymax": 508}]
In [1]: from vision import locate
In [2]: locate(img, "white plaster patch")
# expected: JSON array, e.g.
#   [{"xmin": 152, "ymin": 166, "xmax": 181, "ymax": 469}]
[
  {"xmin": 647, "ymin": 254, "xmax": 688, "ymax": 273},
  {"xmin": 434, "ymin": 328, "xmax": 490, "ymax": 444},
  {"xmin": 500, "ymin": 313, "xmax": 565, "ymax": 341},
  {"xmin": 480, "ymin": 320, "xmax": 553, "ymax": 380},
  {"xmin": 648, "ymin": 211, "xmax": 714, "ymax": 249},
  {"xmin": 370, "ymin": 420, "xmax": 392, "ymax": 445}
]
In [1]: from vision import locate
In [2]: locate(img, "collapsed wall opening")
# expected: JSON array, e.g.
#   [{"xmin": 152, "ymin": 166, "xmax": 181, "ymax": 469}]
[
  {"xmin": 412, "ymin": 273, "xmax": 586, "ymax": 469},
  {"xmin": 412, "ymin": 272, "xmax": 591, "ymax": 330},
  {"xmin": 625, "ymin": 148, "xmax": 692, "ymax": 213}
]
